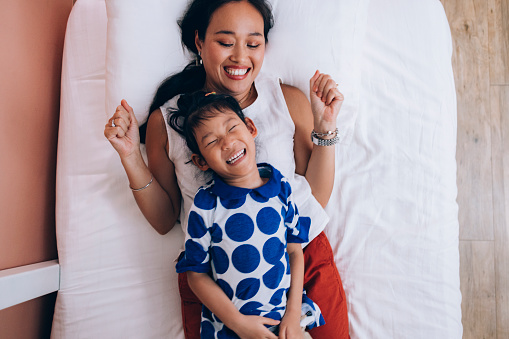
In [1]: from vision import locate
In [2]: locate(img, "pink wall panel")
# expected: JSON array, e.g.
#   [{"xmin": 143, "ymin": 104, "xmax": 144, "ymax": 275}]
[{"xmin": 0, "ymin": 0, "xmax": 73, "ymax": 337}]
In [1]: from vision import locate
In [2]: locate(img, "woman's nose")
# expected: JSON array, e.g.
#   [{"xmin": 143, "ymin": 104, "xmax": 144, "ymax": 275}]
[{"xmin": 230, "ymin": 45, "xmax": 247, "ymax": 62}]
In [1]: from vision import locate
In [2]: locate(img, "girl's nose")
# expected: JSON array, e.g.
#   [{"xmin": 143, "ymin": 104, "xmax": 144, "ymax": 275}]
[{"xmin": 221, "ymin": 134, "xmax": 235, "ymax": 150}]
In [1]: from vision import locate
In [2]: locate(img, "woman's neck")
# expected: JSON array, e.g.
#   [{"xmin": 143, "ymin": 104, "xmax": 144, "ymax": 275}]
[{"xmin": 203, "ymin": 83, "xmax": 257, "ymax": 109}]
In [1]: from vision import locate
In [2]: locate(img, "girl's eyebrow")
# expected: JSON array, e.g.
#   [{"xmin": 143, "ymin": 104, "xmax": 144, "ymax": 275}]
[
  {"xmin": 199, "ymin": 117, "xmax": 238, "ymax": 143},
  {"xmin": 214, "ymin": 30, "xmax": 263, "ymax": 37}
]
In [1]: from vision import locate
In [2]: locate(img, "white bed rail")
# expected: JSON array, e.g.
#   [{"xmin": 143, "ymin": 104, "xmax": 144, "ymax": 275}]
[{"xmin": 0, "ymin": 260, "xmax": 60, "ymax": 310}]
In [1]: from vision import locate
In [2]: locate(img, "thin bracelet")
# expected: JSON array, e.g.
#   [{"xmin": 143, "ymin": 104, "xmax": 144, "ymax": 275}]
[
  {"xmin": 312, "ymin": 128, "xmax": 338, "ymax": 138},
  {"xmin": 130, "ymin": 175, "xmax": 153, "ymax": 192}
]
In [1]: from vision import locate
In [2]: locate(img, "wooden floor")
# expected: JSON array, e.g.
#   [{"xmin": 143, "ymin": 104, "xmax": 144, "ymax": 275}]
[{"xmin": 441, "ymin": 0, "xmax": 509, "ymax": 338}]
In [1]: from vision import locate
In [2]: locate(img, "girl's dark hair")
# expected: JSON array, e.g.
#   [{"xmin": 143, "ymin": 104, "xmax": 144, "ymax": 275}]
[
  {"xmin": 169, "ymin": 91, "xmax": 246, "ymax": 156},
  {"xmin": 140, "ymin": 0, "xmax": 274, "ymax": 143}
]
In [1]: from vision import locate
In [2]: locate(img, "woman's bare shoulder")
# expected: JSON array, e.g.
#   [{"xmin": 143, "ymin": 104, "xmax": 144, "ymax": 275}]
[
  {"xmin": 146, "ymin": 108, "xmax": 169, "ymax": 153},
  {"xmin": 280, "ymin": 83, "xmax": 311, "ymax": 121}
]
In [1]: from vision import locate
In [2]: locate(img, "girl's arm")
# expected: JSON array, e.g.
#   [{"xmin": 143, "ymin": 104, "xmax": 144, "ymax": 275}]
[
  {"xmin": 281, "ymin": 71, "xmax": 343, "ymax": 207},
  {"xmin": 104, "ymin": 100, "xmax": 181, "ymax": 234},
  {"xmin": 278, "ymin": 243, "xmax": 305, "ymax": 339},
  {"xmin": 186, "ymin": 272, "xmax": 279, "ymax": 339}
]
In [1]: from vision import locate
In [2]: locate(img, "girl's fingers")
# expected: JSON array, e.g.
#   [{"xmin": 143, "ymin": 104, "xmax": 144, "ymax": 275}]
[{"xmin": 261, "ymin": 318, "xmax": 280, "ymax": 326}]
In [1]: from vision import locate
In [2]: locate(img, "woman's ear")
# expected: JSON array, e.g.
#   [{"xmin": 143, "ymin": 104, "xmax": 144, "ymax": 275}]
[
  {"xmin": 191, "ymin": 153, "xmax": 209, "ymax": 172},
  {"xmin": 194, "ymin": 30, "xmax": 203, "ymax": 53},
  {"xmin": 245, "ymin": 117, "xmax": 258, "ymax": 138}
]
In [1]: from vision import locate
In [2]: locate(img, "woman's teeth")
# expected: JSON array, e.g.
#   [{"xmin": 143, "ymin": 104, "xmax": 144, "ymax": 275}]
[
  {"xmin": 226, "ymin": 68, "xmax": 248, "ymax": 76},
  {"xmin": 226, "ymin": 149, "xmax": 245, "ymax": 164}
]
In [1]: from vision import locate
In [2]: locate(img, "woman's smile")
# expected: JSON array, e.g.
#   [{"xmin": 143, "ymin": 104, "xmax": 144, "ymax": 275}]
[{"xmin": 224, "ymin": 66, "xmax": 251, "ymax": 79}]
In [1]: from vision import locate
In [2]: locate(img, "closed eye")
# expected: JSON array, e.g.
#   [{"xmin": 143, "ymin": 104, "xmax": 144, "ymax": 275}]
[
  {"xmin": 218, "ymin": 42, "xmax": 233, "ymax": 47},
  {"xmin": 205, "ymin": 139, "xmax": 218, "ymax": 147}
]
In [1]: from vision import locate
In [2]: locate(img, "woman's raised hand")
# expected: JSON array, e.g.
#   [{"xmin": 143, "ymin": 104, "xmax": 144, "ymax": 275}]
[
  {"xmin": 309, "ymin": 70, "xmax": 344, "ymax": 133},
  {"xmin": 104, "ymin": 99, "xmax": 140, "ymax": 160}
]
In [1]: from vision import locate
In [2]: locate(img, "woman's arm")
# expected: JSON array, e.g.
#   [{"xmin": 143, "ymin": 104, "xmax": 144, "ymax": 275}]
[
  {"xmin": 187, "ymin": 272, "xmax": 279, "ymax": 339},
  {"xmin": 104, "ymin": 100, "xmax": 181, "ymax": 234},
  {"xmin": 281, "ymin": 71, "xmax": 343, "ymax": 207},
  {"xmin": 278, "ymin": 243, "xmax": 305, "ymax": 339}
]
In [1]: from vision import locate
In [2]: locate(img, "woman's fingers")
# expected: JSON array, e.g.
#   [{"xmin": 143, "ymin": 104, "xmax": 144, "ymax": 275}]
[
  {"xmin": 121, "ymin": 99, "xmax": 139, "ymax": 126},
  {"xmin": 325, "ymin": 85, "xmax": 343, "ymax": 106},
  {"xmin": 115, "ymin": 103, "xmax": 131, "ymax": 125},
  {"xmin": 310, "ymin": 71, "xmax": 336, "ymax": 99},
  {"xmin": 310, "ymin": 70, "xmax": 321, "ymax": 92},
  {"xmin": 111, "ymin": 116, "xmax": 129, "ymax": 137},
  {"xmin": 310, "ymin": 71, "xmax": 343, "ymax": 105},
  {"xmin": 105, "ymin": 100, "xmax": 134, "ymax": 138}
]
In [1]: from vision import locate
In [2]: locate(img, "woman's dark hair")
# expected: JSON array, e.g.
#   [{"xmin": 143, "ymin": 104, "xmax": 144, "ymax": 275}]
[
  {"xmin": 169, "ymin": 91, "xmax": 246, "ymax": 156},
  {"xmin": 140, "ymin": 0, "xmax": 274, "ymax": 143}
]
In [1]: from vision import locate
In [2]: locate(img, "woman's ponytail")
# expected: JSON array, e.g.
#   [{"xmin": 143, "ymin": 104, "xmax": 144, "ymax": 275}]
[{"xmin": 139, "ymin": 62, "xmax": 206, "ymax": 143}]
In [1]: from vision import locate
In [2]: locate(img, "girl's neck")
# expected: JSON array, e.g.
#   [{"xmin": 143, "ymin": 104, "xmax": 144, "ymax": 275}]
[{"xmin": 222, "ymin": 167, "xmax": 268, "ymax": 190}]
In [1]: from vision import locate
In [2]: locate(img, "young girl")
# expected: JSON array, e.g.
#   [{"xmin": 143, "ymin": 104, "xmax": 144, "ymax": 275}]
[{"xmin": 174, "ymin": 92, "xmax": 325, "ymax": 339}]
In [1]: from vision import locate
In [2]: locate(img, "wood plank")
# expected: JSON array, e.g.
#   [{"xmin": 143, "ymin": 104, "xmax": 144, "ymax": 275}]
[
  {"xmin": 443, "ymin": 0, "xmax": 494, "ymax": 241},
  {"xmin": 490, "ymin": 86, "xmax": 509, "ymax": 338},
  {"xmin": 488, "ymin": 0, "xmax": 509, "ymax": 85},
  {"xmin": 459, "ymin": 240, "xmax": 496, "ymax": 339}
]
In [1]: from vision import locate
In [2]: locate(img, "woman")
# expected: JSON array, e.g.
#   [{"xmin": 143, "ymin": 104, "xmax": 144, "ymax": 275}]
[{"xmin": 104, "ymin": 0, "xmax": 349, "ymax": 338}]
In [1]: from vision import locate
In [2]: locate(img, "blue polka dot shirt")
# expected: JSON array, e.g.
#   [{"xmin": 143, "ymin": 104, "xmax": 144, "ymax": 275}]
[{"xmin": 176, "ymin": 164, "xmax": 324, "ymax": 337}]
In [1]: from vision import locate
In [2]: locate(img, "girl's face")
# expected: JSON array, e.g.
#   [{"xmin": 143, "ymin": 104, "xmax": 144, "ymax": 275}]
[
  {"xmin": 191, "ymin": 109, "xmax": 259, "ymax": 188},
  {"xmin": 196, "ymin": 1, "xmax": 266, "ymax": 102}
]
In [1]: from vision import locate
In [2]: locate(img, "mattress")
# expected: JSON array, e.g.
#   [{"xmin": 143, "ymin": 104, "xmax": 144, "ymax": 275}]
[{"xmin": 51, "ymin": 0, "xmax": 462, "ymax": 338}]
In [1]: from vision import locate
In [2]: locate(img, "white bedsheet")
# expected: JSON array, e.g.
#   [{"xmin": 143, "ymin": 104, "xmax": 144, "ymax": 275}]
[{"xmin": 52, "ymin": 0, "xmax": 462, "ymax": 338}]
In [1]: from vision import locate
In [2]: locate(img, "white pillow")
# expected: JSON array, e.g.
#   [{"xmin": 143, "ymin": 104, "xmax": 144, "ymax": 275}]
[{"xmin": 53, "ymin": 0, "xmax": 184, "ymax": 337}]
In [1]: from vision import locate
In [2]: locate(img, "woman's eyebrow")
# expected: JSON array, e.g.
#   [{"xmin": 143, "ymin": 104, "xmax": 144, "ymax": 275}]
[{"xmin": 214, "ymin": 30, "xmax": 263, "ymax": 37}]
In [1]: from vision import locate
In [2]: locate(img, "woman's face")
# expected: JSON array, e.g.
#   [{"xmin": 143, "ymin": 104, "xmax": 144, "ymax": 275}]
[{"xmin": 196, "ymin": 1, "xmax": 266, "ymax": 100}]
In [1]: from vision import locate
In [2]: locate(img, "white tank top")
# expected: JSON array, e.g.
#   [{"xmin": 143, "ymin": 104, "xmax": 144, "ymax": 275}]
[{"xmin": 162, "ymin": 73, "xmax": 329, "ymax": 244}]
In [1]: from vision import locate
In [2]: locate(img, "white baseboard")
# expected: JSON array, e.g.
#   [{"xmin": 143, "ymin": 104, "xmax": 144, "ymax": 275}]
[{"xmin": 0, "ymin": 260, "xmax": 60, "ymax": 310}]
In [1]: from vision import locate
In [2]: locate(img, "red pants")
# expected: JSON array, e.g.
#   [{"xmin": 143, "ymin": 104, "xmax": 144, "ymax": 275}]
[{"xmin": 178, "ymin": 231, "xmax": 349, "ymax": 338}]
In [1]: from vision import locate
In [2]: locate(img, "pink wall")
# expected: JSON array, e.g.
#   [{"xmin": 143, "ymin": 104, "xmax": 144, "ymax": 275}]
[{"xmin": 0, "ymin": 0, "xmax": 73, "ymax": 337}]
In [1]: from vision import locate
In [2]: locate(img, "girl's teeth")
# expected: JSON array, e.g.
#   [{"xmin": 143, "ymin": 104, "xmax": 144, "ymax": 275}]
[{"xmin": 227, "ymin": 149, "xmax": 245, "ymax": 164}]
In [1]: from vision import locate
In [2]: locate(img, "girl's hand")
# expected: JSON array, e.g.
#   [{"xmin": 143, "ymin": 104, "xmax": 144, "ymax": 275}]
[
  {"xmin": 278, "ymin": 312, "xmax": 304, "ymax": 339},
  {"xmin": 309, "ymin": 70, "xmax": 344, "ymax": 133},
  {"xmin": 230, "ymin": 315, "xmax": 279, "ymax": 339},
  {"xmin": 104, "ymin": 99, "xmax": 141, "ymax": 160}
]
